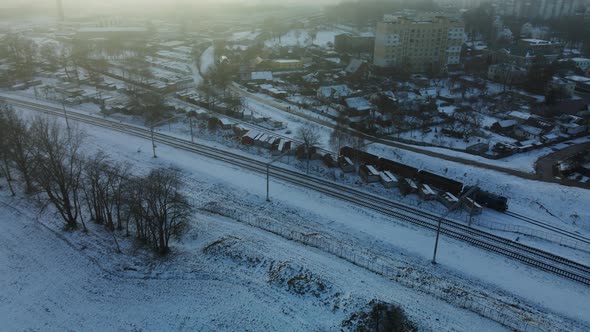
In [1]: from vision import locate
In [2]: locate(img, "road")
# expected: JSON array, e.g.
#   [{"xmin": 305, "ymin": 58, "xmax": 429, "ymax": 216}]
[{"xmin": 4, "ymin": 95, "xmax": 590, "ymax": 286}]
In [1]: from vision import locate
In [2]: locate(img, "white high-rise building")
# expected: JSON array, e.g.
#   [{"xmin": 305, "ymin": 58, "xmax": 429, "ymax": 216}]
[
  {"xmin": 494, "ymin": 0, "xmax": 584, "ymax": 19},
  {"xmin": 373, "ymin": 14, "xmax": 465, "ymax": 73}
]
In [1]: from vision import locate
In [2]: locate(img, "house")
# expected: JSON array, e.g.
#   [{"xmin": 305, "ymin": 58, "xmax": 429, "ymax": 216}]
[
  {"xmin": 359, "ymin": 165, "xmax": 380, "ymax": 183},
  {"xmin": 541, "ymin": 133, "xmax": 560, "ymax": 144},
  {"xmin": 564, "ymin": 75, "xmax": 590, "ymax": 95},
  {"xmin": 466, "ymin": 143, "xmax": 489, "ymax": 155},
  {"xmin": 317, "ymin": 84, "xmax": 352, "ymax": 100},
  {"xmin": 491, "ymin": 120, "xmax": 517, "ymax": 133},
  {"xmin": 507, "ymin": 110, "xmax": 531, "ymax": 122},
  {"xmin": 560, "ymin": 57, "xmax": 590, "ymax": 72},
  {"xmin": 255, "ymin": 133, "xmax": 269, "ymax": 147},
  {"xmin": 250, "ymin": 71, "xmax": 273, "ymax": 82},
  {"xmin": 560, "ymin": 123, "xmax": 588, "ymax": 135},
  {"xmin": 270, "ymin": 59, "xmax": 303, "ymax": 71},
  {"xmin": 514, "ymin": 125, "xmax": 544, "ymax": 140},
  {"xmin": 259, "ymin": 84, "xmax": 288, "ymax": 98},
  {"xmin": 218, "ymin": 118, "xmax": 233, "ymax": 130},
  {"xmin": 241, "ymin": 130, "xmax": 260, "ymax": 145},
  {"xmin": 487, "ymin": 63, "xmax": 527, "ymax": 84},
  {"xmin": 344, "ymin": 97, "xmax": 373, "ymax": 123}
]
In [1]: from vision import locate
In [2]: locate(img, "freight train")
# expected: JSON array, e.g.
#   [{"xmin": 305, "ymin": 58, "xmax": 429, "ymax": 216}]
[{"xmin": 339, "ymin": 146, "xmax": 509, "ymax": 212}]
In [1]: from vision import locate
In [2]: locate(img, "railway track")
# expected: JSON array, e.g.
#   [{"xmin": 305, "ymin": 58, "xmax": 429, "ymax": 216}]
[
  {"xmin": 4, "ymin": 95, "xmax": 590, "ymax": 286},
  {"xmin": 505, "ymin": 211, "xmax": 590, "ymax": 246}
]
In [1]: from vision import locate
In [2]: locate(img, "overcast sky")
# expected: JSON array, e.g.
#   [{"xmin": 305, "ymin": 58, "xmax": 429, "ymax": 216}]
[
  {"xmin": 0, "ymin": 0, "xmax": 339, "ymax": 9},
  {"xmin": 0, "ymin": 0, "xmax": 340, "ymax": 18}
]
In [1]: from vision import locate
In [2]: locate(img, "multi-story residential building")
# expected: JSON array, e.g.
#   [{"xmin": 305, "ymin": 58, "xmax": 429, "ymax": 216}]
[
  {"xmin": 494, "ymin": 0, "xmax": 584, "ymax": 19},
  {"xmin": 373, "ymin": 14, "xmax": 465, "ymax": 73}
]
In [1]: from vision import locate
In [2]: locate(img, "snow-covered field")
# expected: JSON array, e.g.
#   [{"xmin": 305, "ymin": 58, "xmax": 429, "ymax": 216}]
[
  {"xmin": 2, "ymin": 107, "xmax": 589, "ymax": 331},
  {"xmin": 264, "ymin": 29, "xmax": 342, "ymax": 48}
]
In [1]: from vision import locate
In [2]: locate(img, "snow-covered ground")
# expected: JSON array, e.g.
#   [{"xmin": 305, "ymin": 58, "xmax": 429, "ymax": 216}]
[
  {"xmin": 264, "ymin": 29, "xmax": 343, "ymax": 48},
  {"xmin": 227, "ymin": 30, "xmax": 261, "ymax": 42},
  {"xmin": 2, "ymin": 106, "xmax": 589, "ymax": 331}
]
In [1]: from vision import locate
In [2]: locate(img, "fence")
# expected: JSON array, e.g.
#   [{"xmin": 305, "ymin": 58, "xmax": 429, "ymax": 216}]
[{"xmin": 201, "ymin": 202, "xmax": 562, "ymax": 332}]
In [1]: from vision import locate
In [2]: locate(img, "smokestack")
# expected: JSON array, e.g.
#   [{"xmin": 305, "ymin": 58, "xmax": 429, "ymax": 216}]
[{"xmin": 57, "ymin": 0, "xmax": 65, "ymax": 21}]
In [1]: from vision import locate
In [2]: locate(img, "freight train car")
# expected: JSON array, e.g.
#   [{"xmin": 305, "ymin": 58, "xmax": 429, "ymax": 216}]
[
  {"xmin": 465, "ymin": 187, "xmax": 508, "ymax": 212},
  {"xmin": 339, "ymin": 146, "xmax": 380, "ymax": 166},
  {"xmin": 416, "ymin": 170, "xmax": 463, "ymax": 195},
  {"xmin": 379, "ymin": 158, "xmax": 418, "ymax": 179}
]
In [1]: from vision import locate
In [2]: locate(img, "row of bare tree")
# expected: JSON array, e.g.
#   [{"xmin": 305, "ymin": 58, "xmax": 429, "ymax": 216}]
[{"xmin": 0, "ymin": 103, "xmax": 191, "ymax": 254}]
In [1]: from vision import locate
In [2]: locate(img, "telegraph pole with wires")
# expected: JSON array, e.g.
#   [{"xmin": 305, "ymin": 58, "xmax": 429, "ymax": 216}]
[
  {"xmin": 148, "ymin": 114, "xmax": 186, "ymax": 158},
  {"xmin": 266, "ymin": 149, "xmax": 291, "ymax": 202},
  {"xmin": 61, "ymin": 97, "xmax": 70, "ymax": 131},
  {"xmin": 432, "ymin": 185, "xmax": 479, "ymax": 265}
]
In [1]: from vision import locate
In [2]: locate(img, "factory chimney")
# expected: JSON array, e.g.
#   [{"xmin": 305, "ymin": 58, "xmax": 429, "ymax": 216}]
[{"xmin": 57, "ymin": 0, "xmax": 65, "ymax": 21}]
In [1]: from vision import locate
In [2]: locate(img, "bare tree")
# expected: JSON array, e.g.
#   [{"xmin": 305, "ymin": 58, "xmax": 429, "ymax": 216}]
[
  {"xmin": 296, "ymin": 126, "xmax": 321, "ymax": 173},
  {"xmin": 4, "ymin": 33, "xmax": 37, "ymax": 81},
  {"xmin": 82, "ymin": 152, "xmax": 133, "ymax": 232},
  {"xmin": 2, "ymin": 105, "xmax": 35, "ymax": 193},
  {"xmin": 31, "ymin": 117, "xmax": 85, "ymax": 229},
  {"xmin": 143, "ymin": 169, "xmax": 191, "ymax": 254},
  {"xmin": 0, "ymin": 106, "xmax": 16, "ymax": 195}
]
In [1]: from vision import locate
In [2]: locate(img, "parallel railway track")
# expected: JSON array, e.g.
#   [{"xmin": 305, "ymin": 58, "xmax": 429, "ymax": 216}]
[
  {"xmin": 505, "ymin": 211, "xmax": 590, "ymax": 246},
  {"xmin": 4, "ymin": 96, "xmax": 590, "ymax": 286}
]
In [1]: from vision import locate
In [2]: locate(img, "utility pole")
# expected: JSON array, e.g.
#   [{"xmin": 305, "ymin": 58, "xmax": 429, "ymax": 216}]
[
  {"xmin": 266, "ymin": 164, "xmax": 270, "ymax": 201},
  {"xmin": 188, "ymin": 114, "xmax": 194, "ymax": 142},
  {"xmin": 61, "ymin": 98, "xmax": 70, "ymax": 131},
  {"xmin": 432, "ymin": 186, "xmax": 479, "ymax": 265},
  {"xmin": 150, "ymin": 126, "xmax": 157, "ymax": 158},
  {"xmin": 148, "ymin": 114, "xmax": 185, "ymax": 159},
  {"xmin": 266, "ymin": 149, "xmax": 290, "ymax": 202}
]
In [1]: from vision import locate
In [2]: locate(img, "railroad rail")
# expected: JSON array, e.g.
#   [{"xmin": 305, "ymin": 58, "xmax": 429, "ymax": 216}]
[
  {"xmin": 4, "ymin": 95, "xmax": 590, "ymax": 286},
  {"xmin": 505, "ymin": 211, "xmax": 590, "ymax": 246}
]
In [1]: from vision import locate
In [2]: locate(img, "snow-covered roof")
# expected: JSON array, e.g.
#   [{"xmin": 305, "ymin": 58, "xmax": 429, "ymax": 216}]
[
  {"xmin": 251, "ymin": 71, "xmax": 273, "ymax": 81},
  {"xmin": 317, "ymin": 84, "xmax": 352, "ymax": 99},
  {"xmin": 496, "ymin": 120, "xmax": 517, "ymax": 128},
  {"xmin": 366, "ymin": 165, "xmax": 378, "ymax": 175},
  {"xmin": 565, "ymin": 75, "xmax": 590, "ymax": 83},
  {"xmin": 345, "ymin": 97, "xmax": 372, "ymax": 111},
  {"xmin": 518, "ymin": 125, "xmax": 543, "ymax": 135},
  {"xmin": 508, "ymin": 111, "xmax": 531, "ymax": 121}
]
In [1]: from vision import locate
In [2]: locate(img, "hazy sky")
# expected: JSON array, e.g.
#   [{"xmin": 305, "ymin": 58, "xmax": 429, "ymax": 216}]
[
  {"xmin": 0, "ymin": 0, "xmax": 339, "ymax": 8},
  {"xmin": 0, "ymin": 0, "xmax": 338, "ymax": 18}
]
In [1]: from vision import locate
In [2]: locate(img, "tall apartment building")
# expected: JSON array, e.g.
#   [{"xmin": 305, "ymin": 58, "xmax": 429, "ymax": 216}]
[
  {"xmin": 494, "ymin": 0, "xmax": 584, "ymax": 19},
  {"xmin": 373, "ymin": 14, "xmax": 465, "ymax": 73}
]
